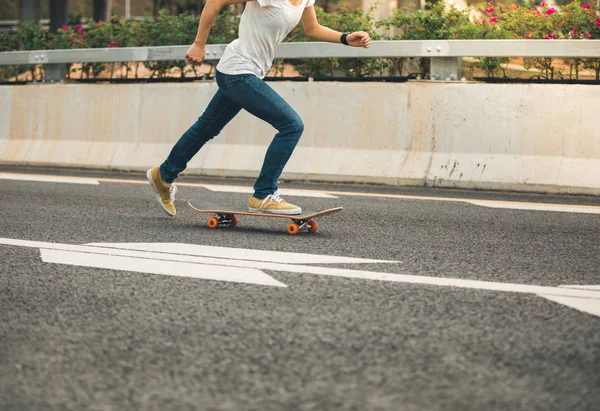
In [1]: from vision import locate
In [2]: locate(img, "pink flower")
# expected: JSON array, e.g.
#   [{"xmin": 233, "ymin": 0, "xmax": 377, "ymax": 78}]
[
  {"xmin": 107, "ymin": 41, "xmax": 119, "ymax": 48},
  {"xmin": 524, "ymin": 35, "xmax": 534, "ymax": 39},
  {"xmin": 545, "ymin": 7, "xmax": 556, "ymax": 15},
  {"xmin": 581, "ymin": 3, "xmax": 591, "ymax": 9},
  {"xmin": 543, "ymin": 34, "xmax": 557, "ymax": 39},
  {"xmin": 596, "ymin": 18, "xmax": 600, "ymax": 29},
  {"xmin": 485, "ymin": 7, "xmax": 494, "ymax": 13},
  {"xmin": 540, "ymin": 2, "xmax": 547, "ymax": 6},
  {"xmin": 509, "ymin": 4, "xmax": 520, "ymax": 9},
  {"xmin": 490, "ymin": 16, "xmax": 498, "ymax": 23},
  {"xmin": 489, "ymin": 1, "xmax": 494, "ymax": 5},
  {"xmin": 572, "ymin": 30, "xmax": 578, "ymax": 36},
  {"xmin": 75, "ymin": 24, "xmax": 83, "ymax": 33},
  {"xmin": 61, "ymin": 25, "xmax": 69, "ymax": 31},
  {"xmin": 98, "ymin": 19, "xmax": 103, "ymax": 23},
  {"xmin": 583, "ymin": 31, "xmax": 592, "ymax": 38},
  {"xmin": 532, "ymin": 8, "xmax": 541, "ymax": 16}
]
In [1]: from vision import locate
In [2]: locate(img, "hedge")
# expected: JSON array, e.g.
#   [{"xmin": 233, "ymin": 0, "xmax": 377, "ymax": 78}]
[{"xmin": 1, "ymin": 1, "xmax": 599, "ymax": 82}]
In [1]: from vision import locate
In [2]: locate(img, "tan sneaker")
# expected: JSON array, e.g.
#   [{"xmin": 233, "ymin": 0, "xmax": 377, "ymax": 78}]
[
  {"xmin": 146, "ymin": 167, "xmax": 177, "ymax": 216},
  {"xmin": 248, "ymin": 191, "xmax": 301, "ymax": 215}
]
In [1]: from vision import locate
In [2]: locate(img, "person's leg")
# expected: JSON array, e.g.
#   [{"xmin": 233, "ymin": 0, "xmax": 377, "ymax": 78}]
[
  {"xmin": 159, "ymin": 89, "xmax": 242, "ymax": 184},
  {"xmin": 220, "ymin": 74, "xmax": 304, "ymax": 200},
  {"xmin": 147, "ymin": 73, "xmax": 241, "ymax": 216}
]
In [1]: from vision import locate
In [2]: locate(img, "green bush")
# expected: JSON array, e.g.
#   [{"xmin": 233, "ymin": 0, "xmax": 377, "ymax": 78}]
[{"xmin": 1, "ymin": 1, "xmax": 599, "ymax": 81}]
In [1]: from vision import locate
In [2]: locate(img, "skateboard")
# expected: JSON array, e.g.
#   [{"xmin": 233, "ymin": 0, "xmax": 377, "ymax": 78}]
[{"xmin": 188, "ymin": 199, "xmax": 343, "ymax": 235}]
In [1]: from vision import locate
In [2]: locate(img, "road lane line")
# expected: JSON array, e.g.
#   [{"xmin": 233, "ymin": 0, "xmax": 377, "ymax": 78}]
[
  {"xmin": 0, "ymin": 173, "xmax": 99, "ymax": 185},
  {"xmin": 467, "ymin": 200, "xmax": 600, "ymax": 214},
  {"xmin": 4, "ymin": 172, "xmax": 600, "ymax": 213}
]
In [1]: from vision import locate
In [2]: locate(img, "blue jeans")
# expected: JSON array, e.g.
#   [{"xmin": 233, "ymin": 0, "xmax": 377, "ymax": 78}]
[{"xmin": 160, "ymin": 70, "xmax": 304, "ymax": 199}]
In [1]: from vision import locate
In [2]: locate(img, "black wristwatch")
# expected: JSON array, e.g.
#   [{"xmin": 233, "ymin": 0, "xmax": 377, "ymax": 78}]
[{"xmin": 340, "ymin": 32, "xmax": 351, "ymax": 46}]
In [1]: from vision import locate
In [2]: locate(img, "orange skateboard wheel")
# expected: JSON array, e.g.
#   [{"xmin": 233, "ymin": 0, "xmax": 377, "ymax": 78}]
[
  {"xmin": 287, "ymin": 222, "xmax": 299, "ymax": 235},
  {"xmin": 207, "ymin": 217, "xmax": 219, "ymax": 229},
  {"xmin": 229, "ymin": 215, "xmax": 239, "ymax": 227},
  {"xmin": 307, "ymin": 220, "xmax": 318, "ymax": 233}
]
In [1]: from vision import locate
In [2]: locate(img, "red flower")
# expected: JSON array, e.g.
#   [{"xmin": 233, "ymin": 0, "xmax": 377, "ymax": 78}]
[
  {"xmin": 596, "ymin": 18, "xmax": 600, "ymax": 29},
  {"xmin": 532, "ymin": 8, "xmax": 541, "ymax": 16},
  {"xmin": 509, "ymin": 4, "xmax": 520, "ymax": 9},
  {"xmin": 75, "ymin": 24, "xmax": 83, "ymax": 33},
  {"xmin": 572, "ymin": 30, "xmax": 578, "ymax": 36},
  {"xmin": 540, "ymin": 1, "xmax": 547, "ymax": 6},
  {"xmin": 490, "ymin": 16, "xmax": 498, "ymax": 23},
  {"xmin": 581, "ymin": 3, "xmax": 591, "ymax": 9},
  {"xmin": 543, "ymin": 34, "xmax": 557, "ymax": 40},
  {"xmin": 485, "ymin": 7, "xmax": 494, "ymax": 13},
  {"xmin": 583, "ymin": 31, "xmax": 592, "ymax": 38},
  {"xmin": 524, "ymin": 35, "xmax": 534, "ymax": 39},
  {"xmin": 545, "ymin": 7, "xmax": 555, "ymax": 15},
  {"xmin": 61, "ymin": 25, "xmax": 69, "ymax": 31},
  {"xmin": 107, "ymin": 41, "xmax": 119, "ymax": 48}
]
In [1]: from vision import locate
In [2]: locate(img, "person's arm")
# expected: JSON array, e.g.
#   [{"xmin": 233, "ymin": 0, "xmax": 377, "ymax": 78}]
[
  {"xmin": 300, "ymin": 6, "xmax": 371, "ymax": 48},
  {"xmin": 186, "ymin": 0, "xmax": 253, "ymax": 65}
]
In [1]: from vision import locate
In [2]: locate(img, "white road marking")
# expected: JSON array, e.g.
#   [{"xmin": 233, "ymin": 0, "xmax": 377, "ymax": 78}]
[
  {"xmin": 200, "ymin": 184, "xmax": 338, "ymax": 199},
  {"xmin": 538, "ymin": 295, "xmax": 600, "ymax": 318},
  {"xmin": 85, "ymin": 242, "xmax": 398, "ymax": 265},
  {"xmin": 40, "ymin": 249, "xmax": 287, "ymax": 287},
  {"xmin": 2, "ymin": 238, "xmax": 600, "ymax": 319},
  {"xmin": 561, "ymin": 285, "xmax": 600, "ymax": 291},
  {"xmin": 467, "ymin": 200, "xmax": 600, "ymax": 214},
  {"xmin": 4, "ymin": 172, "xmax": 600, "ymax": 213},
  {"xmin": 0, "ymin": 173, "xmax": 99, "ymax": 185},
  {"xmin": 0, "ymin": 172, "xmax": 334, "ymax": 198}
]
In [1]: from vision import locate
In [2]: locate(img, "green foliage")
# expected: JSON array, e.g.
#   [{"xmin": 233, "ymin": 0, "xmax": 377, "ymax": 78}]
[
  {"xmin": 286, "ymin": 6, "xmax": 381, "ymax": 77},
  {"xmin": 1, "ymin": 1, "xmax": 599, "ymax": 81}
]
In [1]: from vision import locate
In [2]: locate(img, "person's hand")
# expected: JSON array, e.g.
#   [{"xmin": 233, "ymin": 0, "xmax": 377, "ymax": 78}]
[
  {"xmin": 346, "ymin": 32, "xmax": 371, "ymax": 48},
  {"xmin": 186, "ymin": 42, "xmax": 206, "ymax": 65}
]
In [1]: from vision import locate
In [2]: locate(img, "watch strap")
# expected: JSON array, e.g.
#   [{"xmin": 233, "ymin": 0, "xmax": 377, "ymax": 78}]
[{"xmin": 340, "ymin": 32, "xmax": 350, "ymax": 46}]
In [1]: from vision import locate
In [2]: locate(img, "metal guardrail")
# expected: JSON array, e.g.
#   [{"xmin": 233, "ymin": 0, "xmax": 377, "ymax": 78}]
[{"xmin": 1, "ymin": 40, "xmax": 600, "ymax": 81}]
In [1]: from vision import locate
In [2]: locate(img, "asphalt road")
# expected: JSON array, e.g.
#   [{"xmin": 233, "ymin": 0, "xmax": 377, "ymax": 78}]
[{"xmin": 1, "ymin": 166, "xmax": 599, "ymax": 411}]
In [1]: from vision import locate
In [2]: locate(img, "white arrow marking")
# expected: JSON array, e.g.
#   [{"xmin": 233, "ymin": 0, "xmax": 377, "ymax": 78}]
[
  {"xmin": 0, "ymin": 173, "xmax": 99, "ymax": 185},
  {"xmin": 2, "ymin": 238, "xmax": 599, "ymax": 317},
  {"xmin": 538, "ymin": 295, "xmax": 600, "ymax": 317},
  {"xmin": 85, "ymin": 242, "xmax": 398, "ymax": 265},
  {"xmin": 40, "ymin": 249, "xmax": 286, "ymax": 287},
  {"xmin": 561, "ymin": 285, "xmax": 600, "ymax": 291}
]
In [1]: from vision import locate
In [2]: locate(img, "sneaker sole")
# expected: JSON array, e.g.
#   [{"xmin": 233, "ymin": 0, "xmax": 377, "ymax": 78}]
[
  {"xmin": 146, "ymin": 169, "xmax": 176, "ymax": 217},
  {"xmin": 248, "ymin": 207, "xmax": 302, "ymax": 215}
]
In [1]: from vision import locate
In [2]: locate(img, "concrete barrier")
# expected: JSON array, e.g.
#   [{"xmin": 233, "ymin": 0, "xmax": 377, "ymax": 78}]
[{"xmin": 1, "ymin": 81, "xmax": 599, "ymax": 195}]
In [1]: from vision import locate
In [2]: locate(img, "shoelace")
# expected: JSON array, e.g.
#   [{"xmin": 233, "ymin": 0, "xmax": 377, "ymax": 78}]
[
  {"xmin": 261, "ymin": 190, "xmax": 283, "ymax": 208},
  {"xmin": 169, "ymin": 184, "xmax": 178, "ymax": 201}
]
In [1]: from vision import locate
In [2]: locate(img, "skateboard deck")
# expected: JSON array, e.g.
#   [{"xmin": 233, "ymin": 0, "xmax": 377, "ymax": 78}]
[{"xmin": 188, "ymin": 199, "xmax": 343, "ymax": 235}]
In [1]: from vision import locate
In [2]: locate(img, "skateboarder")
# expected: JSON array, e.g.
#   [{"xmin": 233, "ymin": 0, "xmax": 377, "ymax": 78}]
[{"xmin": 147, "ymin": 0, "xmax": 371, "ymax": 216}]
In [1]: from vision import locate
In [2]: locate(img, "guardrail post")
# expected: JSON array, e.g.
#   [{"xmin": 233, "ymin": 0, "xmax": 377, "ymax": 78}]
[
  {"xmin": 44, "ymin": 64, "xmax": 67, "ymax": 83},
  {"xmin": 429, "ymin": 57, "xmax": 462, "ymax": 81}
]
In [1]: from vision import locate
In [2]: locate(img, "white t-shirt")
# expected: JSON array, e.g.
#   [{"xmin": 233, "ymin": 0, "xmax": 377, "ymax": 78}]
[{"xmin": 216, "ymin": 0, "xmax": 315, "ymax": 79}]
